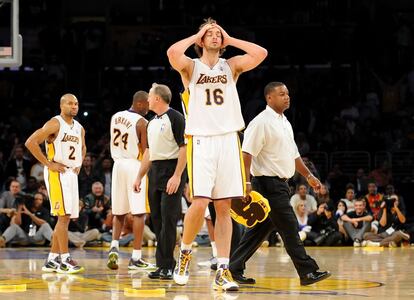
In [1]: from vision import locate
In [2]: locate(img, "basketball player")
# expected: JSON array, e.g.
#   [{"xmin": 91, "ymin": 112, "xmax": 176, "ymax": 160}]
[
  {"xmin": 167, "ymin": 17, "xmax": 267, "ymax": 291},
  {"xmin": 107, "ymin": 91, "xmax": 155, "ymax": 270},
  {"xmin": 25, "ymin": 94, "xmax": 85, "ymax": 274}
]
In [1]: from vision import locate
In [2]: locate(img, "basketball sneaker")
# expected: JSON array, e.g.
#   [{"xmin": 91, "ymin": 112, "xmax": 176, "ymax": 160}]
[
  {"xmin": 213, "ymin": 267, "xmax": 239, "ymax": 291},
  {"xmin": 128, "ymin": 258, "xmax": 157, "ymax": 270},
  {"xmin": 107, "ymin": 247, "xmax": 119, "ymax": 270},
  {"xmin": 57, "ymin": 257, "xmax": 84, "ymax": 274},
  {"xmin": 41, "ymin": 256, "xmax": 61, "ymax": 273},
  {"xmin": 173, "ymin": 249, "xmax": 192, "ymax": 285}
]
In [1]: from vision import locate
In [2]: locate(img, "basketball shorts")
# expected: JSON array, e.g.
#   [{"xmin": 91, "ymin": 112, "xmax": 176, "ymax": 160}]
[
  {"xmin": 44, "ymin": 167, "xmax": 79, "ymax": 218},
  {"xmin": 111, "ymin": 159, "xmax": 149, "ymax": 215},
  {"xmin": 187, "ymin": 131, "xmax": 246, "ymax": 200}
]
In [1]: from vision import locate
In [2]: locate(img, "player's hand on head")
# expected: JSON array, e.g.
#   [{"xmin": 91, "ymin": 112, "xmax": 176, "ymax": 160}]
[
  {"xmin": 214, "ymin": 24, "xmax": 230, "ymax": 47},
  {"xmin": 195, "ymin": 23, "xmax": 215, "ymax": 47}
]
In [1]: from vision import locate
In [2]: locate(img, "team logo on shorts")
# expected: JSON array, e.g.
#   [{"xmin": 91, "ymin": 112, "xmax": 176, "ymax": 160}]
[
  {"xmin": 54, "ymin": 202, "xmax": 60, "ymax": 210},
  {"xmin": 230, "ymin": 191, "xmax": 271, "ymax": 228}
]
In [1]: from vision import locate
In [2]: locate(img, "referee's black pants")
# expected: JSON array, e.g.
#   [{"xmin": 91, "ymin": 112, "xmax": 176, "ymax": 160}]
[
  {"xmin": 148, "ymin": 160, "xmax": 187, "ymax": 270},
  {"xmin": 229, "ymin": 176, "xmax": 319, "ymax": 277}
]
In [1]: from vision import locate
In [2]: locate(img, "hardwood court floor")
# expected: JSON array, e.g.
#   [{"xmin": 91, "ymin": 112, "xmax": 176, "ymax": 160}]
[{"xmin": 0, "ymin": 245, "xmax": 413, "ymax": 299}]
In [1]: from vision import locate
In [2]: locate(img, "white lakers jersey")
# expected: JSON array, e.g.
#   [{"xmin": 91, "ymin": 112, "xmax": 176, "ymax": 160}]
[
  {"xmin": 110, "ymin": 110, "xmax": 142, "ymax": 160},
  {"xmin": 46, "ymin": 115, "xmax": 83, "ymax": 168},
  {"xmin": 184, "ymin": 58, "xmax": 245, "ymax": 136}
]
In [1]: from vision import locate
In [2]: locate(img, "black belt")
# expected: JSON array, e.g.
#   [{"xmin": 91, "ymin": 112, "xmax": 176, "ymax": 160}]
[{"xmin": 255, "ymin": 176, "xmax": 290, "ymax": 182}]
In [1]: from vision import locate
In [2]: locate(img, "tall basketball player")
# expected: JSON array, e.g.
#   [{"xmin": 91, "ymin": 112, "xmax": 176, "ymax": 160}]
[
  {"xmin": 25, "ymin": 94, "xmax": 85, "ymax": 274},
  {"xmin": 167, "ymin": 18, "xmax": 267, "ymax": 291},
  {"xmin": 107, "ymin": 91, "xmax": 156, "ymax": 270}
]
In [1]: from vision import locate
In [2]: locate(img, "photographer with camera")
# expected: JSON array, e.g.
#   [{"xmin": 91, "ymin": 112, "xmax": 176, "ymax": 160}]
[
  {"xmin": 306, "ymin": 203, "xmax": 343, "ymax": 246},
  {"xmin": 0, "ymin": 192, "xmax": 53, "ymax": 247},
  {"xmin": 363, "ymin": 194, "xmax": 409, "ymax": 247}
]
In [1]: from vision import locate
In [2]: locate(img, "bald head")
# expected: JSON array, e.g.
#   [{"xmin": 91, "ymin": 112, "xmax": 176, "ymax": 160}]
[
  {"xmin": 60, "ymin": 93, "xmax": 79, "ymax": 118},
  {"xmin": 60, "ymin": 93, "xmax": 78, "ymax": 105},
  {"xmin": 131, "ymin": 90, "xmax": 149, "ymax": 116}
]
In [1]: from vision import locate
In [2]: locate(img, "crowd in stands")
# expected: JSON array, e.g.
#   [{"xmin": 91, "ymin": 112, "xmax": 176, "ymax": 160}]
[{"xmin": 1, "ymin": 0, "xmax": 414, "ymax": 248}]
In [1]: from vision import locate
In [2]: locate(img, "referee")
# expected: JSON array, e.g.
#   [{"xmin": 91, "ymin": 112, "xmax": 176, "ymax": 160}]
[
  {"xmin": 229, "ymin": 82, "xmax": 330, "ymax": 286},
  {"xmin": 134, "ymin": 83, "xmax": 187, "ymax": 280}
]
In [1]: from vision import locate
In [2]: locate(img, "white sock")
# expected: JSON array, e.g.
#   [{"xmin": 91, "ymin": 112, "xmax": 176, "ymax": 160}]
[
  {"xmin": 181, "ymin": 242, "xmax": 192, "ymax": 251},
  {"xmin": 211, "ymin": 241, "xmax": 217, "ymax": 257},
  {"xmin": 132, "ymin": 249, "xmax": 142, "ymax": 260},
  {"xmin": 217, "ymin": 257, "xmax": 229, "ymax": 268},
  {"xmin": 61, "ymin": 253, "xmax": 70, "ymax": 262},
  {"xmin": 110, "ymin": 240, "xmax": 119, "ymax": 250},
  {"xmin": 48, "ymin": 252, "xmax": 59, "ymax": 261}
]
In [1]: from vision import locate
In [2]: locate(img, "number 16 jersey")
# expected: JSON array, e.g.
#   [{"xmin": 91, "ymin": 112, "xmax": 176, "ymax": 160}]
[{"xmin": 184, "ymin": 58, "xmax": 245, "ymax": 136}]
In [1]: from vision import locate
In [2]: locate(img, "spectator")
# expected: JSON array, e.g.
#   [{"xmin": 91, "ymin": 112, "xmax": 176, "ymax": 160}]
[
  {"xmin": 5, "ymin": 145, "xmax": 31, "ymax": 189},
  {"xmin": 334, "ymin": 200, "xmax": 348, "ymax": 240},
  {"xmin": 306, "ymin": 203, "xmax": 342, "ymax": 246},
  {"xmin": 82, "ymin": 181, "xmax": 111, "ymax": 231},
  {"xmin": 341, "ymin": 198, "xmax": 373, "ymax": 247},
  {"xmin": 340, "ymin": 187, "xmax": 356, "ymax": 212},
  {"xmin": 315, "ymin": 184, "xmax": 331, "ymax": 205},
  {"xmin": 292, "ymin": 200, "xmax": 311, "ymax": 241},
  {"xmin": 364, "ymin": 181, "xmax": 384, "ymax": 221},
  {"xmin": 352, "ymin": 168, "xmax": 369, "ymax": 197},
  {"xmin": 290, "ymin": 184, "xmax": 318, "ymax": 214},
  {"xmin": 0, "ymin": 180, "xmax": 21, "ymax": 233},
  {"xmin": 23, "ymin": 176, "xmax": 39, "ymax": 196},
  {"xmin": 0, "ymin": 192, "xmax": 53, "ymax": 247},
  {"xmin": 68, "ymin": 201, "xmax": 101, "ymax": 248},
  {"xmin": 364, "ymin": 195, "xmax": 409, "ymax": 247},
  {"xmin": 78, "ymin": 154, "xmax": 98, "ymax": 198}
]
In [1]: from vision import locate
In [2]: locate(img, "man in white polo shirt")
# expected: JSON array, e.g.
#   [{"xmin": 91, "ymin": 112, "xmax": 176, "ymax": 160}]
[{"xmin": 229, "ymin": 81, "xmax": 331, "ymax": 286}]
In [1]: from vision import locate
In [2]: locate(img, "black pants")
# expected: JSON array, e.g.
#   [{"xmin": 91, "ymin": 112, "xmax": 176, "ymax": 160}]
[
  {"xmin": 148, "ymin": 160, "xmax": 187, "ymax": 269},
  {"xmin": 208, "ymin": 202, "xmax": 244, "ymax": 256},
  {"xmin": 229, "ymin": 176, "xmax": 319, "ymax": 277}
]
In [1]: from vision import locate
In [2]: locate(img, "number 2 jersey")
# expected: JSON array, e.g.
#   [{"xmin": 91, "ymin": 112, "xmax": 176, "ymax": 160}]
[
  {"xmin": 46, "ymin": 115, "xmax": 83, "ymax": 168},
  {"xmin": 183, "ymin": 58, "xmax": 245, "ymax": 136},
  {"xmin": 110, "ymin": 110, "xmax": 142, "ymax": 160}
]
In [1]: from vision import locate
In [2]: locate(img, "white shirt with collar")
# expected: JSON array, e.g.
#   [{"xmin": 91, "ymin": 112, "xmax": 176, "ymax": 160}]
[{"xmin": 242, "ymin": 105, "xmax": 300, "ymax": 178}]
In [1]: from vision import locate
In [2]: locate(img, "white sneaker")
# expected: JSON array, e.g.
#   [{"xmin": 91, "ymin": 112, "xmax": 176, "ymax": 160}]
[
  {"xmin": 366, "ymin": 240, "xmax": 380, "ymax": 247},
  {"xmin": 57, "ymin": 257, "xmax": 84, "ymax": 274},
  {"xmin": 212, "ymin": 268, "xmax": 239, "ymax": 291},
  {"xmin": 42, "ymin": 257, "xmax": 61, "ymax": 273},
  {"xmin": 173, "ymin": 249, "xmax": 192, "ymax": 285}
]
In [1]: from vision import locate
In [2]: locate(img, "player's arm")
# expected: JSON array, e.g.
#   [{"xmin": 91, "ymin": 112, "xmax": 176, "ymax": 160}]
[
  {"xmin": 166, "ymin": 25, "xmax": 214, "ymax": 86},
  {"xmin": 74, "ymin": 127, "xmax": 86, "ymax": 175},
  {"xmin": 136, "ymin": 118, "xmax": 148, "ymax": 157},
  {"xmin": 25, "ymin": 118, "xmax": 66, "ymax": 173},
  {"xmin": 216, "ymin": 24, "xmax": 267, "ymax": 78}
]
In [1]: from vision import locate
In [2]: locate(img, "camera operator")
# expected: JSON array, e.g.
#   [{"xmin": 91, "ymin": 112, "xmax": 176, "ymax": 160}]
[
  {"xmin": 306, "ymin": 203, "xmax": 342, "ymax": 246},
  {"xmin": 363, "ymin": 195, "xmax": 409, "ymax": 247},
  {"xmin": 0, "ymin": 192, "xmax": 53, "ymax": 247}
]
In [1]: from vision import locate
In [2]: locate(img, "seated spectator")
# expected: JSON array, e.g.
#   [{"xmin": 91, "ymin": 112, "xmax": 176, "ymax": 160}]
[
  {"xmin": 369, "ymin": 161, "xmax": 392, "ymax": 192},
  {"xmin": 23, "ymin": 176, "xmax": 39, "ymax": 196},
  {"xmin": 363, "ymin": 195, "xmax": 410, "ymax": 247},
  {"xmin": 352, "ymin": 168, "xmax": 369, "ymax": 197},
  {"xmin": 68, "ymin": 201, "xmax": 101, "ymax": 248},
  {"xmin": 364, "ymin": 181, "xmax": 383, "ymax": 233},
  {"xmin": 306, "ymin": 203, "xmax": 342, "ymax": 246},
  {"xmin": 0, "ymin": 180, "xmax": 20, "ymax": 233},
  {"xmin": 0, "ymin": 192, "xmax": 53, "ymax": 247},
  {"xmin": 315, "ymin": 184, "xmax": 331, "ymax": 205},
  {"xmin": 334, "ymin": 200, "xmax": 348, "ymax": 240},
  {"xmin": 341, "ymin": 198, "xmax": 373, "ymax": 247},
  {"xmin": 83, "ymin": 181, "xmax": 111, "ymax": 231},
  {"xmin": 293, "ymin": 200, "xmax": 311, "ymax": 241},
  {"xmin": 102, "ymin": 212, "xmax": 156, "ymax": 247},
  {"xmin": 340, "ymin": 187, "xmax": 356, "ymax": 212},
  {"xmin": 290, "ymin": 184, "xmax": 317, "ymax": 214},
  {"xmin": 5, "ymin": 145, "xmax": 31, "ymax": 190}
]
